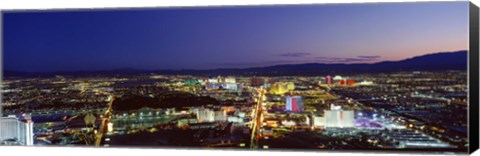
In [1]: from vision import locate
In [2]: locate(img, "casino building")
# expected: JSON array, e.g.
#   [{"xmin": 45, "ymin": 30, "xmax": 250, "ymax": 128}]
[
  {"xmin": 0, "ymin": 115, "xmax": 34, "ymax": 145},
  {"xmin": 286, "ymin": 96, "xmax": 303, "ymax": 112}
]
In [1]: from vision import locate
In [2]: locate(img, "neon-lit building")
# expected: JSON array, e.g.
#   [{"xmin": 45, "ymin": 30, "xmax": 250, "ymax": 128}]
[
  {"xmin": 208, "ymin": 78, "xmax": 218, "ymax": 83},
  {"xmin": 338, "ymin": 79, "xmax": 355, "ymax": 86},
  {"xmin": 194, "ymin": 108, "xmax": 215, "ymax": 122},
  {"xmin": 220, "ymin": 76, "xmax": 238, "ymax": 90},
  {"xmin": 224, "ymin": 77, "xmax": 236, "ymax": 83},
  {"xmin": 206, "ymin": 83, "xmax": 220, "ymax": 90},
  {"xmin": 206, "ymin": 78, "xmax": 221, "ymax": 89},
  {"xmin": 216, "ymin": 76, "xmax": 223, "ymax": 83},
  {"xmin": 325, "ymin": 75, "xmax": 333, "ymax": 85},
  {"xmin": 358, "ymin": 80, "xmax": 373, "ymax": 86},
  {"xmin": 286, "ymin": 96, "xmax": 303, "ymax": 112},
  {"xmin": 330, "ymin": 104, "xmax": 342, "ymax": 110},
  {"xmin": 339, "ymin": 79, "xmax": 347, "ymax": 85},
  {"xmin": 347, "ymin": 79, "xmax": 356, "ymax": 85},
  {"xmin": 107, "ymin": 123, "xmax": 114, "ymax": 132},
  {"xmin": 237, "ymin": 84, "xmax": 244, "ymax": 91},
  {"xmin": 324, "ymin": 110, "xmax": 355, "ymax": 128},
  {"xmin": 262, "ymin": 83, "xmax": 271, "ymax": 89},
  {"xmin": 184, "ymin": 79, "xmax": 200, "ymax": 85},
  {"xmin": 0, "ymin": 115, "xmax": 34, "ymax": 145},
  {"xmin": 227, "ymin": 117, "xmax": 244, "ymax": 123},
  {"xmin": 221, "ymin": 83, "xmax": 238, "ymax": 90},
  {"xmin": 333, "ymin": 75, "xmax": 343, "ymax": 81},
  {"xmin": 269, "ymin": 82, "xmax": 295, "ymax": 95},
  {"xmin": 214, "ymin": 110, "xmax": 228, "ymax": 122},
  {"xmin": 313, "ymin": 116, "xmax": 325, "ymax": 128}
]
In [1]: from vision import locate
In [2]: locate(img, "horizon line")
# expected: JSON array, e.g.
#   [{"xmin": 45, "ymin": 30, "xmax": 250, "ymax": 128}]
[{"xmin": 4, "ymin": 49, "xmax": 468, "ymax": 74}]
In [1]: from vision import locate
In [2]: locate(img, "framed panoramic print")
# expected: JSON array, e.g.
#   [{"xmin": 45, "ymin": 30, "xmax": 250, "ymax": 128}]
[{"xmin": 1, "ymin": 1, "xmax": 479, "ymax": 155}]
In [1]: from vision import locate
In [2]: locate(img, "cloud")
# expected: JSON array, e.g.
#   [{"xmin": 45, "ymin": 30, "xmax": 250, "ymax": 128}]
[
  {"xmin": 357, "ymin": 55, "xmax": 381, "ymax": 59},
  {"xmin": 214, "ymin": 60, "xmax": 303, "ymax": 68},
  {"xmin": 314, "ymin": 55, "xmax": 381, "ymax": 63},
  {"xmin": 213, "ymin": 54, "xmax": 382, "ymax": 68},
  {"xmin": 314, "ymin": 57, "xmax": 358, "ymax": 63},
  {"xmin": 278, "ymin": 52, "xmax": 311, "ymax": 57}
]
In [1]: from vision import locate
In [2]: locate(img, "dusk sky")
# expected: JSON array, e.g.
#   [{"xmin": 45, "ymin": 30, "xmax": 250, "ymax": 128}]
[{"xmin": 3, "ymin": 2, "xmax": 469, "ymax": 72}]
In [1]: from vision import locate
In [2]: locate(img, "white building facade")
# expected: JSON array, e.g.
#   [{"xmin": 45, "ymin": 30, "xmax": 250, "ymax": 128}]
[
  {"xmin": 0, "ymin": 115, "xmax": 34, "ymax": 145},
  {"xmin": 324, "ymin": 110, "xmax": 355, "ymax": 128}
]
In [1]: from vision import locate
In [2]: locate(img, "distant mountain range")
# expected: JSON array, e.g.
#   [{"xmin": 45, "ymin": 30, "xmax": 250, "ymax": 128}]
[{"xmin": 4, "ymin": 50, "xmax": 467, "ymax": 77}]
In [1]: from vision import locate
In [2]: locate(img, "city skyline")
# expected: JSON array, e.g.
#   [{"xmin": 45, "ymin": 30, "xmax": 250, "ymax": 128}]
[
  {"xmin": 0, "ymin": 1, "xmax": 472, "ymax": 152},
  {"xmin": 3, "ymin": 2, "xmax": 469, "ymax": 72},
  {"xmin": 3, "ymin": 50, "xmax": 468, "ymax": 74}
]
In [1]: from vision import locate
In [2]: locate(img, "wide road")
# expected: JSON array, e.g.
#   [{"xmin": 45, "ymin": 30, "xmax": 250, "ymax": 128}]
[
  {"xmin": 95, "ymin": 95, "xmax": 115, "ymax": 147},
  {"xmin": 250, "ymin": 88, "xmax": 265, "ymax": 149}
]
